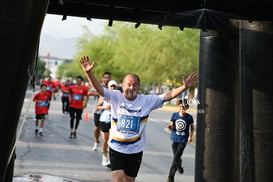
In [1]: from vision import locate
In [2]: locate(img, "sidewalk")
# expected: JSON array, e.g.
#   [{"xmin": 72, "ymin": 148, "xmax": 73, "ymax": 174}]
[{"xmin": 159, "ymin": 104, "xmax": 197, "ymax": 114}]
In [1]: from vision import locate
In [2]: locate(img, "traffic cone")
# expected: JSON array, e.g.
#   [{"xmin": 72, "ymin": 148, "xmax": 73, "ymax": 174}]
[{"xmin": 84, "ymin": 110, "xmax": 89, "ymax": 121}]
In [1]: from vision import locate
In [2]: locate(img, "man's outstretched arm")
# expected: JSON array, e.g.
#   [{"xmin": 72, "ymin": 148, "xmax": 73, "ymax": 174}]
[{"xmin": 163, "ymin": 73, "xmax": 198, "ymax": 102}]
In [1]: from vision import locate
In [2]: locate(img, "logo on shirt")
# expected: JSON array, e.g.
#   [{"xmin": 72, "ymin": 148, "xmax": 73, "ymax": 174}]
[
  {"xmin": 119, "ymin": 103, "xmax": 141, "ymax": 113},
  {"xmin": 175, "ymin": 119, "xmax": 186, "ymax": 135}
]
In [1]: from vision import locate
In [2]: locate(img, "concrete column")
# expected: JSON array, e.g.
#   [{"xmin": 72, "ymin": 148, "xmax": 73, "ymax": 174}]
[
  {"xmin": 195, "ymin": 26, "xmax": 239, "ymax": 182},
  {"xmin": 0, "ymin": 1, "xmax": 49, "ymax": 181},
  {"xmin": 239, "ymin": 20, "xmax": 273, "ymax": 182}
]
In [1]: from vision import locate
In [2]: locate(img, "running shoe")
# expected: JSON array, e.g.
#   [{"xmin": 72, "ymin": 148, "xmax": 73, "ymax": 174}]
[
  {"xmin": 35, "ymin": 129, "xmax": 38, "ymax": 135},
  {"xmin": 178, "ymin": 166, "xmax": 184, "ymax": 174},
  {"xmin": 69, "ymin": 132, "xmax": 73, "ymax": 139},
  {"xmin": 101, "ymin": 156, "xmax": 110, "ymax": 167},
  {"xmin": 92, "ymin": 142, "xmax": 98, "ymax": 151},
  {"xmin": 39, "ymin": 132, "xmax": 43, "ymax": 137}
]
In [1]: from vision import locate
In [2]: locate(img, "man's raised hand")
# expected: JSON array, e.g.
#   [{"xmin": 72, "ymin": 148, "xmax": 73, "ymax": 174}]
[
  {"xmin": 183, "ymin": 73, "xmax": 199, "ymax": 88},
  {"xmin": 79, "ymin": 56, "xmax": 95, "ymax": 72}
]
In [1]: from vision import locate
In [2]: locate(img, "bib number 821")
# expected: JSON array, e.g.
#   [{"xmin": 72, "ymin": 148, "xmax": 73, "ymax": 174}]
[
  {"xmin": 120, "ymin": 119, "xmax": 133, "ymax": 129},
  {"xmin": 117, "ymin": 115, "xmax": 140, "ymax": 133}
]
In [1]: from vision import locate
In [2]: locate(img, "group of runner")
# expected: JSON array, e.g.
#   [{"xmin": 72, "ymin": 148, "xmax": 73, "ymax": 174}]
[
  {"xmin": 33, "ymin": 76, "xmax": 60, "ymax": 136},
  {"xmin": 32, "ymin": 74, "xmax": 117, "ymax": 168},
  {"xmin": 32, "ymin": 57, "xmax": 198, "ymax": 182},
  {"xmin": 33, "ymin": 75, "xmax": 92, "ymax": 137}
]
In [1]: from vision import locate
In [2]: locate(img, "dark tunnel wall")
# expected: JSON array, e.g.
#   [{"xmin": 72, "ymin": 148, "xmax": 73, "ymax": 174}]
[
  {"xmin": 196, "ymin": 20, "xmax": 273, "ymax": 182},
  {"xmin": 0, "ymin": 0, "xmax": 49, "ymax": 181}
]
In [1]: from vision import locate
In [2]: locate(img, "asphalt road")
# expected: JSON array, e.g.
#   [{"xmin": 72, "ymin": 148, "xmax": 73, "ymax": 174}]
[{"xmin": 13, "ymin": 89, "xmax": 196, "ymax": 182}]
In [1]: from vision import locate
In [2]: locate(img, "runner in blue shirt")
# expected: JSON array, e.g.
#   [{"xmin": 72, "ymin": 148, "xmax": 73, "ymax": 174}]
[{"xmin": 167, "ymin": 98, "xmax": 195, "ymax": 182}]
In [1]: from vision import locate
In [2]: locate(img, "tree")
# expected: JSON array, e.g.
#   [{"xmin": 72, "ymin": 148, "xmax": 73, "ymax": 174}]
[
  {"xmin": 35, "ymin": 57, "xmax": 47, "ymax": 84},
  {"xmin": 60, "ymin": 23, "xmax": 199, "ymax": 93}
]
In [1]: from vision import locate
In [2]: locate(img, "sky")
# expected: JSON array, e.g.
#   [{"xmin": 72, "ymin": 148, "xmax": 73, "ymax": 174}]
[{"xmin": 41, "ymin": 14, "xmax": 107, "ymax": 38}]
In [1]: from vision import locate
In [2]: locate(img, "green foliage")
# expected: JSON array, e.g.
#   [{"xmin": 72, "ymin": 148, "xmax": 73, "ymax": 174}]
[
  {"xmin": 35, "ymin": 58, "xmax": 47, "ymax": 83},
  {"xmin": 43, "ymin": 69, "xmax": 51, "ymax": 78},
  {"xmin": 59, "ymin": 23, "xmax": 200, "ymax": 89},
  {"xmin": 36, "ymin": 58, "xmax": 46, "ymax": 78}
]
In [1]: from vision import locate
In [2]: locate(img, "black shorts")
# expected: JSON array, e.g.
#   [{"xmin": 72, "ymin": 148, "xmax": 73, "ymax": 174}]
[
  {"xmin": 109, "ymin": 148, "xmax": 143, "ymax": 177},
  {"xmin": 36, "ymin": 114, "xmax": 46, "ymax": 120},
  {"xmin": 94, "ymin": 113, "xmax": 100, "ymax": 127},
  {"xmin": 100, "ymin": 122, "xmax": 111, "ymax": 132}
]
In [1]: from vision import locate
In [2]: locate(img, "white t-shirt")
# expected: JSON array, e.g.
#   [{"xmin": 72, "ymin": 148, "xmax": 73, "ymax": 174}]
[
  {"xmin": 99, "ymin": 100, "xmax": 111, "ymax": 123},
  {"xmin": 104, "ymin": 88, "xmax": 164, "ymax": 154}
]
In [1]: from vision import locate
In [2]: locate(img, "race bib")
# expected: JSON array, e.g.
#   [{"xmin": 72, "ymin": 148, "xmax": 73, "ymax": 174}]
[
  {"xmin": 38, "ymin": 100, "xmax": 47, "ymax": 107},
  {"xmin": 117, "ymin": 115, "xmax": 140, "ymax": 134},
  {"xmin": 46, "ymin": 86, "xmax": 52, "ymax": 91},
  {"xmin": 73, "ymin": 94, "xmax": 82, "ymax": 101},
  {"xmin": 63, "ymin": 93, "xmax": 69, "ymax": 97}
]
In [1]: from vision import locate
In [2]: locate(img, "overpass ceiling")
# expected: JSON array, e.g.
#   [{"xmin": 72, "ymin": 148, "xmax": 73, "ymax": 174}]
[{"xmin": 48, "ymin": 0, "xmax": 273, "ymax": 30}]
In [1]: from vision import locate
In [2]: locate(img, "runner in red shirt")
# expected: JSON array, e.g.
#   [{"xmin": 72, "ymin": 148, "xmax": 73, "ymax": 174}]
[
  {"xmin": 61, "ymin": 80, "xmax": 71, "ymax": 114},
  {"xmin": 41, "ymin": 76, "xmax": 56, "ymax": 110},
  {"xmin": 68, "ymin": 76, "xmax": 89, "ymax": 138},
  {"xmin": 33, "ymin": 84, "xmax": 49, "ymax": 136},
  {"xmin": 53, "ymin": 79, "xmax": 61, "ymax": 100}
]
